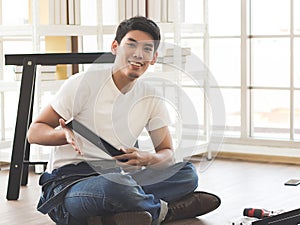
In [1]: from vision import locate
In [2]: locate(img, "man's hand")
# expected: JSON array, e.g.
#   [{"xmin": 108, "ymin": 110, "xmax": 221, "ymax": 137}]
[
  {"xmin": 59, "ymin": 118, "xmax": 83, "ymax": 155},
  {"xmin": 114, "ymin": 147, "xmax": 153, "ymax": 168}
]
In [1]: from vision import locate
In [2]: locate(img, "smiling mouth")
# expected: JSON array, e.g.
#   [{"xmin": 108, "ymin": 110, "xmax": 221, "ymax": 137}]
[{"xmin": 128, "ymin": 60, "xmax": 144, "ymax": 67}]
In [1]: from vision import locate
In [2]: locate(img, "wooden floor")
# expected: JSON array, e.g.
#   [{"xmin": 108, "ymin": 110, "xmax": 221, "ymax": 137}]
[{"xmin": 1, "ymin": 159, "xmax": 300, "ymax": 225}]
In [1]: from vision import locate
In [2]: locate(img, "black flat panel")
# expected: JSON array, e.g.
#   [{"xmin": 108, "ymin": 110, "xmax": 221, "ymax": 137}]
[{"xmin": 252, "ymin": 208, "xmax": 300, "ymax": 225}]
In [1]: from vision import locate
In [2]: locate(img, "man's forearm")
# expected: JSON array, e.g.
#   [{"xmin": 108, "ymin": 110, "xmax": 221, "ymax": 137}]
[
  {"xmin": 149, "ymin": 148, "xmax": 175, "ymax": 168},
  {"xmin": 27, "ymin": 123, "xmax": 67, "ymax": 146}
]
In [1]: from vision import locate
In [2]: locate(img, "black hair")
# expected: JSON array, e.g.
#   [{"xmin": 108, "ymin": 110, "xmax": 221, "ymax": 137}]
[{"xmin": 114, "ymin": 16, "xmax": 161, "ymax": 51}]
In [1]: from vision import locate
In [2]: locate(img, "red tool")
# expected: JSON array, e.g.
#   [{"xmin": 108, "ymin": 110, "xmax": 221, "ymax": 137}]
[{"xmin": 243, "ymin": 208, "xmax": 271, "ymax": 219}]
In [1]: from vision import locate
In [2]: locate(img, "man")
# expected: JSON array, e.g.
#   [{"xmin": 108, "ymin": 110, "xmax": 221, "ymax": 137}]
[{"xmin": 27, "ymin": 16, "xmax": 220, "ymax": 225}]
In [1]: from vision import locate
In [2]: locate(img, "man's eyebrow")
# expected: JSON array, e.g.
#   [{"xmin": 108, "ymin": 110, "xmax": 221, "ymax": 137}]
[
  {"xmin": 127, "ymin": 37, "xmax": 154, "ymax": 47},
  {"xmin": 128, "ymin": 37, "xmax": 138, "ymax": 43},
  {"xmin": 144, "ymin": 43, "xmax": 154, "ymax": 48}
]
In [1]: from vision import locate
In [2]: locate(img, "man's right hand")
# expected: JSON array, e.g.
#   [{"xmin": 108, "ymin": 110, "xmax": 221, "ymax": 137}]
[{"xmin": 59, "ymin": 118, "xmax": 83, "ymax": 155}]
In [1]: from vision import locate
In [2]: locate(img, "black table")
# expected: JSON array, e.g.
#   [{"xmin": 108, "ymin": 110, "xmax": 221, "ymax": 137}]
[{"xmin": 5, "ymin": 52, "xmax": 115, "ymax": 200}]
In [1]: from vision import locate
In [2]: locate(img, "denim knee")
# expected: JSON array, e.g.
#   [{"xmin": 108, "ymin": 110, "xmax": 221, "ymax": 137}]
[
  {"xmin": 100, "ymin": 173, "xmax": 161, "ymax": 217},
  {"xmin": 64, "ymin": 173, "xmax": 153, "ymax": 216},
  {"xmin": 182, "ymin": 162, "xmax": 199, "ymax": 190},
  {"xmin": 100, "ymin": 173, "xmax": 144, "ymax": 205}
]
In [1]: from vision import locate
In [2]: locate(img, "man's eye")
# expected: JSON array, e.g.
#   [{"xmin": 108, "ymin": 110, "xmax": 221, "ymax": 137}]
[
  {"xmin": 144, "ymin": 47, "xmax": 153, "ymax": 52},
  {"xmin": 127, "ymin": 43, "xmax": 136, "ymax": 48}
]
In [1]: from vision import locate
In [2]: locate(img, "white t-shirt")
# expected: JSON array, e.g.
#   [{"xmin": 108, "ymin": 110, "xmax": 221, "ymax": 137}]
[{"xmin": 49, "ymin": 68, "xmax": 171, "ymax": 170}]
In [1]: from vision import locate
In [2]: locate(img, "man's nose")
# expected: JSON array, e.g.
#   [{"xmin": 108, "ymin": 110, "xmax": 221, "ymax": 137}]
[{"xmin": 133, "ymin": 47, "xmax": 143, "ymax": 59}]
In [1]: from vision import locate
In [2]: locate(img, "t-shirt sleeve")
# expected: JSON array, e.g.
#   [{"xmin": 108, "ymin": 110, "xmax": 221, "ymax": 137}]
[
  {"xmin": 50, "ymin": 73, "xmax": 84, "ymax": 120},
  {"xmin": 146, "ymin": 97, "xmax": 172, "ymax": 131}
]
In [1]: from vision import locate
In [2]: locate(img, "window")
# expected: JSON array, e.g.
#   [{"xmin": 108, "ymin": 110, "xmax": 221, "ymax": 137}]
[
  {"xmin": 208, "ymin": 0, "xmax": 241, "ymax": 36},
  {"xmin": 206, "ymin": 0, "xmax": 300, "ymax": 146},
  {"xmin": 251, "ymin": 38, "xmax": 290, "ymax": 88},
  {"xmin": 1, "ymin": 0, "xmax": 299, "ymax": 158},
  {"xmin": 251, "ymin": 90, "xmax": 290, "ymax": 139},
  {"xmin": 251, "ymin": 0, "xmax": 290, "ymax": 35},
  {"xmin": 208, "ymin": 0, "xmax": 241, "ymax": 137},
  {"xmin": 249, "ymin": 0, "xmax": 296, "ymax": 141},
  {"xmin": 294, "ymin": 38, "xmax": 300, "ymax": 87},
  {"xmin": 295, "ymin": 0, "xmax": 300, "ymax": 34},
  {"xmin": 2, "ymin": 0, "xmax": 28, "ymax": 25}
]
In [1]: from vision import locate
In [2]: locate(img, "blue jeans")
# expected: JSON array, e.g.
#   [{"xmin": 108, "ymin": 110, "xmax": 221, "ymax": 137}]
[{"xmin": 63, "ymin": 162, "xmax": 198, "ymax": 225}]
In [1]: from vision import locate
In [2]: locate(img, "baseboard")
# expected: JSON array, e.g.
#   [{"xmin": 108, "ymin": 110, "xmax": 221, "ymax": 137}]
[
  {"xmin": 191, "ymin": 151, "xmax": 300, "ymax": 165},
  {"xmin": 0, "ymin": 161, "xmax": 10, "ymax": 170}
]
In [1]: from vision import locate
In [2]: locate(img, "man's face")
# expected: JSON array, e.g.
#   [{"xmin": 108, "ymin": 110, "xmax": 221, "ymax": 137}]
[{"xmin": 111, "ymin": 30, "xmax": 158, "ymax": 81}]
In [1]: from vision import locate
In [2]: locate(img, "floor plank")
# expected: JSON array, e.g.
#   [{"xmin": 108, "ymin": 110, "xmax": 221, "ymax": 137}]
[
  {"xmin": 1, "ymin": 159, "xmax": 299, "ymax": 225},
  {"xmin": 193, "ymin": 159, "xmax": 300, "ymax": 224}
]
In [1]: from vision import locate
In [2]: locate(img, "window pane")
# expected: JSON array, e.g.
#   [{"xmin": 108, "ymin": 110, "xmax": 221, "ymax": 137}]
[
  {"xmin": 103, "ymin": 35, "xmax": 115, "ymax": 52},
  {"xmin": 82, "ymin": 35, "xmax": 98, "ymax": 52},
  {"xmin": 3, "ymin": 39, "xmax": 32, "ymax": 53},
  {"xmin": 102, "ymin": 0, "xmax": 118, "ymax": 25},
  {"xmin": 80, "ymin": 0, "xmax": 97, "ymax": 25},
  {"xmin": 294, "ymin": 38, "xmax": 300, "ymax": 87},
  {"xmin": 251, "ymin": 0, "xmax": 290, "ymax": 35},
  {"xmin": 222, "ymin": 88, "xmax": 241, "ymax": 137},
  {"xmin": 209, "ymin": 38, "xmax": 241, "ymax": 86},
  {"xmin": 2, "ymin": 0, "xmax": 28, "ymax": 25},
  {"xmin": 294, "ymin": 0, "xmax": 300, "ymax": 34},
  {"xmin": 294, "ymin": 91, "xmax": 300, "ymax": 140},
  {"xmin": 3, "ymin": 40, "xmax": 33, "ymax": 80},
  {"xmin": 182, "ymin": 38, "xmax": 204, "ymax": 65},
  {"xmin": 184, "ymin": 0, "xmax": 203, "ymax": 23},
  {"xmin": 208, "ymin": 0, "xmax": 241, "ymax": 36},
  {"xmin": 4, "ymin": 92, "xmax": 19, "ymax": 140},
  {"xmin": 1, "ymin": 0, "xmax": 119, "ymax": 26},
  {"xmin": 183, "ymin": 86, "xmax": 205, "ymax": 131},
  {"xmin": 251, "ymin": 90, "xmax": 290, "ymax": 139},
  {"xmin": 251, "ymin": 38, "xmax": 290, "ymax": 87}
]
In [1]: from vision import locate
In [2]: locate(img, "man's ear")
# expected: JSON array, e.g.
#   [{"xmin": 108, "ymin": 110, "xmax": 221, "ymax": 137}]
[
  {"xmin": 150, "ymin": 51, "xmax": 158, "ymax": 65},
  {"xmin": 111, "ymin": 40, "xmax": 118, "ymax": 55}
]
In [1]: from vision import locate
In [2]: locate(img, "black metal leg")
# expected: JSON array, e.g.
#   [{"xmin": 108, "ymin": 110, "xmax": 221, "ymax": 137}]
[
  {"xmin": 21, "ymin": 142, "xmax": 30, "ymax": 186},
  {"xmin": 21, "ymin": 77, "xmax": 35, "ymax": 186},
  {"xmin": 6, "ymin": 58, "xmax": 36, "ymax": 200}
]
